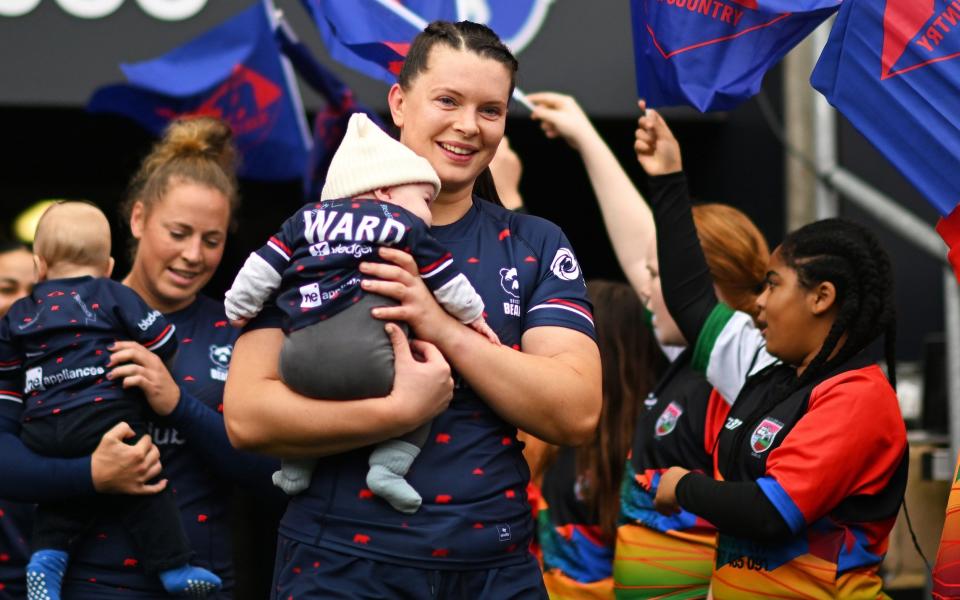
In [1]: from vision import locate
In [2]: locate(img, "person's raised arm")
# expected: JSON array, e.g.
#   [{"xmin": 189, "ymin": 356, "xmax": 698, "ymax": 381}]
[
  {"xmin": 529, "ymin": 92, "xmax": 655, "ymax": 294},
  {"xmin": 634, "ymin": 106, "xmax": 717, "ymax": 345},
  {"xmin": 361, "ymin": 249, "xmax": 601, "ymax": 446},
  {"xmin": 223, "ymin": 323, "xmax": 453, "ymax": 457}
]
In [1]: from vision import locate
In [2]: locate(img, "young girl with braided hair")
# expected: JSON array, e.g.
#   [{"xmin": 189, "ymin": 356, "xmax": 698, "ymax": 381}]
[
  {"xmin": 639, "ymin": 107, "xmax": 907, "ymax": 599},
  {"xmin": 528, "ymin": 92, "xmax": 770, "ymax": 599}
]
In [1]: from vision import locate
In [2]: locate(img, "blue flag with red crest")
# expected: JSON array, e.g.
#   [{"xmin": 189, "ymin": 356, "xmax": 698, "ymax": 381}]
[
  {"xmin": 297, "ymin": 0, "xmax": 556, "ymax": 81},
  {"xmin": 298, "ymin": 0, "xmax": 426, "ymax": 85},
  {"xmin": 811, "ymin": 0, "xmax": 960, "ymax": 280},
  {"xmin": 630, "ymin": 0, "xmax": 839, "ymax": 111},
  {"xmin": 274, "ymin": 20, "xmax": 387, "ymax": 201},
  {"xmin": 88, "ymin": 0, "xmax": 311, "ymax": 181}
]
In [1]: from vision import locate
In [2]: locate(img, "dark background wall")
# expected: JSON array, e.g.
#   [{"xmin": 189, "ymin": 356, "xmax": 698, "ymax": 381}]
[{"xmin": 0, "ymin": 0, "xmax": 947, "ymax": 361}]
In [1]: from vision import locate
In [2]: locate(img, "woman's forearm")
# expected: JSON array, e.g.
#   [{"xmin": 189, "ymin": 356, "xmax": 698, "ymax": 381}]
[
  {"xmin": 0, "ymin": 413, "xmax": 93, "ymax": 501},
  {"xmin": 676, "ymin": 473, "xmax": 793, "ymax": 542},
  {"xmin": 577, "ymin": 132, "xmax": 656, "ymax": 294},
  {"xmin": 649, "ymin": 173, "xmax": 718, "ymax": 344},
  {"xmin": 440, "ymin": 324, "xmax": 601, "ymax": 446},
  {"xmin": 165, "ymin": 390, "xmax": 281, "ymax": 491},
  {"xmin": 223, "ymin": 328, "xmax": 418, "ymax": 458}
]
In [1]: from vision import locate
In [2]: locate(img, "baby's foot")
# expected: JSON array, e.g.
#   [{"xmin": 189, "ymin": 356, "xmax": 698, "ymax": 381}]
[
  {"xmin": 27, "ymin": 549, "xmax": 68, "ymax": 600},
  {"xmin": 159, "ymin": 564, "xmax": 222, "ymax": 597}
]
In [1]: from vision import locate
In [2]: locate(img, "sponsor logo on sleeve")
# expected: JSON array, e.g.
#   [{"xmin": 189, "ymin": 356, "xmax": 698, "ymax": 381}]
[
  {"xmin": 137, "ymin": 310, "xmax": 163, "ymax": 331},
  {"xmin": 549, "ymin": 248, "xmax": 581, "ymax": 281}
]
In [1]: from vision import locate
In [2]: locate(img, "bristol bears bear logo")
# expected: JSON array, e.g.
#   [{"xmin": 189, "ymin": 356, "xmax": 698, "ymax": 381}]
[
  {"xmin": 500, "ymin": 267, "xmax": 520, "ymax": 298},
  {"xmin": 209, "ymin": 344, "xmax": 232, "ymax": 382}
]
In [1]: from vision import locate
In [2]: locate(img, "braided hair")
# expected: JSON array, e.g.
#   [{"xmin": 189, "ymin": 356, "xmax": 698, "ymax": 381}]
[
  {"xmin": 779, "ymin": 218, "xmax": 897, "ymax": 389},
  {"xmin": 724, "ymin": 219, "xmax": 896, "ymax": 477}
]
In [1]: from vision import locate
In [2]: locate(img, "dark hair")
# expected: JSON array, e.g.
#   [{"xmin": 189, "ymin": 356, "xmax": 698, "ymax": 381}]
[
  {"xmin": 577, "ymin": 280, "xmax": 668, "ymax": 541},
  {"xmin": 398, "ymin": 21, "xmax": 517, "ymax": 207},
  {"xmin": 725, "ymin": 219, "xmax": 897, "ymax": 476},
  {"xmin": 779, "ymin": 218, "xmax": 897, "ymax": 388},
  {"xmin": 398, "ymin": 21, "xmax": 518, "ymax": 95}
]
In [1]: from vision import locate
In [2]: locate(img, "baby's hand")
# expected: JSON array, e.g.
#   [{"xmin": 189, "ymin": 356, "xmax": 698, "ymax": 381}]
[
  {"xmin": 229, "ymin": 317, "xmax": 249, "ymax": 329},
  {"xmin": 470, "ymin": 317, "xmax": 500, "ymax": 345}
]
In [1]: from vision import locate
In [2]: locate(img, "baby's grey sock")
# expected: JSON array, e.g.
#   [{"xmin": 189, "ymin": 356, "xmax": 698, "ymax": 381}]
[
  {"xmin": 366, "ymin": 440, "xmax": 422, "ymax": 514},
  {"xmin": 272, "ymin": 458, "xmax": 316, "ymax": 495}
]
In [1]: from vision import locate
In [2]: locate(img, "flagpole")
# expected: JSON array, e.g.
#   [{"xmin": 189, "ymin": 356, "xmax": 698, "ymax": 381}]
[
  {"xmin": 945, "ymin": 270, "xmax": 960, "ymax": 465},
  {"xmin": 265, "ymin": 0, "xmax": 313, "ymax": 152},
  {"xmin": 369, "ymin": 0, "xmax": 536, "ymax": 112},
  {"xmin": 811, "ymin": 18, "xmax": 837, "ymax": 220}
]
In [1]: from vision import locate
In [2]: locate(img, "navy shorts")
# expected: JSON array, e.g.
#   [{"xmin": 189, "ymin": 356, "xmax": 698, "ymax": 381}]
[{"xmin": 271, "ymin": 535, "xmax": 547, "ymax": 599}]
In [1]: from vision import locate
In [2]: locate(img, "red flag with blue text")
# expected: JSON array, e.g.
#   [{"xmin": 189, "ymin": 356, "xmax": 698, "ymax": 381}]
[
  {"xmin": 274, "ymin": 19, "xmax": 387, "ymax": 201},
  {"xmin": 630, "ymin": 0, "xmax": 839, "ymax": 111},
  {"xmin": 811, "ymin": 0, "xmax": 960, "ymax": 284},
  {"xmin": 88, "ymin": 0, "xmax": 311, "ymax": 181}
]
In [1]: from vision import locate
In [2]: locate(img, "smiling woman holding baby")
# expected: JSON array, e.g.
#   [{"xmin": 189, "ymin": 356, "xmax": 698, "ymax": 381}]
[{"xmin": 224, "ymin": 20, "xmax": 601, "ymax": 599}]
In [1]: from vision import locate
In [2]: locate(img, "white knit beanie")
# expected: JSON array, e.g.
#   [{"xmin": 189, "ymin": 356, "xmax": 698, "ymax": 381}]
[{"xmin": 320, "ymin": 113, "xmax": 441, "ymax": 201}]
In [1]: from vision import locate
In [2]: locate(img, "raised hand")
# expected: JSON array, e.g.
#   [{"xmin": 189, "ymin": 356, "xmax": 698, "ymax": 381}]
[
  {"xmin": 528, "ymin": 92, "xmax": 597, "ymax": 152},
  {"xmin": 634, "ymin": 100, "xmax": 683, "ymax": 176}
]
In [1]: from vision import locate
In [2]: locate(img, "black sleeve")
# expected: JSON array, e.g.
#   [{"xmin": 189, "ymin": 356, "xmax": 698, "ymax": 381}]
[
  {"xmin": 676, "ymin": 472, "xmax": 792, "ymax": 543},
  {"xmin": 648, "ymin": 172, "xmax": 718, "ymax": 346}
]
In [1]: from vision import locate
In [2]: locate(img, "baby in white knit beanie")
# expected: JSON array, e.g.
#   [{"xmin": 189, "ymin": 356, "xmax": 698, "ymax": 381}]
[{"xmin": 225, "ymin": 113, "xmax": 496, "ymax": 513}]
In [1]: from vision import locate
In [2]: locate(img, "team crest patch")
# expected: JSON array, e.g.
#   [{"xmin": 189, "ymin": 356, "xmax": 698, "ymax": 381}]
[
  {"xmin": 654, "ymin": 402, "xmax": 683, "ymax": 437},
  {"xmin": 209, "ymin": 344, "xmax": 232, "ymax": 382},
  {"xmin": 750, "ymin": 418, "xmax": 784, "ymax": 454}
]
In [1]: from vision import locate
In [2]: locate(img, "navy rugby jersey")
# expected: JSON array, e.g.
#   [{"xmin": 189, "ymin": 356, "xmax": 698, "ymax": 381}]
[
  {"xmin": 251, "ymin": 196, "xmax": 596, "ymax": 568},
  {"xmin": 235, "ymin": 198, "xmax": 479, "ymax": 333},
  {"xmin": 12, "ymin": 295, "xmax": 279, "ymax": 598},
  {"xmin": 0, "ymin": 277, "xmax": 177, "ymax": 421}
]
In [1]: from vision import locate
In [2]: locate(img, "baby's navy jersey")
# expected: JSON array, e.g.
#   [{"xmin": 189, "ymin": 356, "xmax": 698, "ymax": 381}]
[
  {"xmin": 231, "ymin": 198, "xmax": 481, "ymax": 333},
  {"xmin": 251, "ymin": 197, "xmax": 596, "ymax": 569},
  {"xmin": 698, "ymin": 304, "xmax": 907, "ymax": 599},
  {"xmin": 56, "ymin": 296, "xmax": 273, "ymax": 598},
  {"xmin": 0, "ymin": 277, "xmax": 177, "ymax": 421}
]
